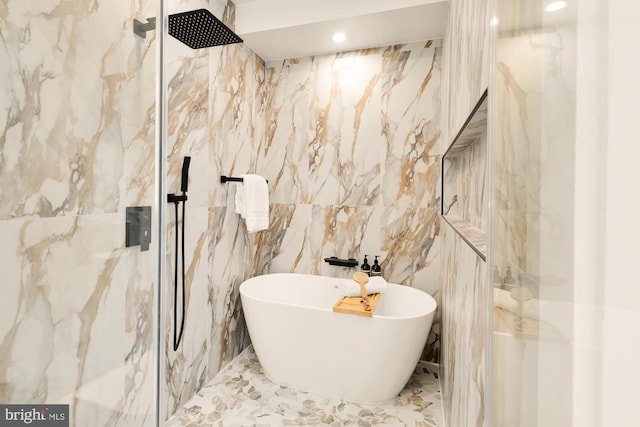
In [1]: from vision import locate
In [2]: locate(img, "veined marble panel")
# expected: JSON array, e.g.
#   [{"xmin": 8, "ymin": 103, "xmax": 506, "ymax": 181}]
[
  {"xmin": 121, "ymin": 0, "xmax": 157, "ymax": 210},
  {"xmin": 440, "ymin": 225, "xmax": 488, "ymax": 427},
  {"xmin": 166, "ymin": 44, "xmax": 210, "ymax": 208},
  {"xmin": 164, "ymin": 206, "xmax": 211, "ymax": 418},
  {"xmin": 0, "ymin": 0, "xmax": 154, "ymax": 220},
  {"xmin": 309, "ymin": 205, "xmax": 378, "ymax": 279},
  {"xmin": 0, "ymin": 214, "xmax": 157, "ymax": 425},
  {"xmin": 0, "ymin": 215, "xmax": 121, "ymax": 402},
  {"xmin": 380, "ymin": 205, "xmax": 441, "ymax": 361},
  {"xmin": 209, "ymin": 44, "xmax": 265, "ymax": 208},
  {"xmin": 121, "ymin": 254, "xmax": 156, "ymax": 427},
  {"xmin": 207, "ymin": 202, "xmax": 250, "ymax": 377},
  {"xmin": 261, "ymin": 43, "xmax": 442, "ymax": 276},
  {"xmin": 381, "ymin": 42, "xmax": 442, "ymax": 209},
  {"xmin": 262, "ymin": 58, "xmax": 314, "ymax": 204},
  {"xmin": 380, "ymin": 206, "xmax": 440, "ymax": 290},
  {"xmin": 308, "ymin": 51, "xmax": 382, "ymax": 206},
  {"xmin": 441, "ymin": 0, "xmax": 490, "ymax": 146},
  {"xmin": 249, "ymin": 203, "xmax": 313, "ymax": 275}
]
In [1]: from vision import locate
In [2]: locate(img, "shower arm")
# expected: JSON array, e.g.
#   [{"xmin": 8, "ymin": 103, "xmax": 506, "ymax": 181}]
[{"xmin": 133, "ymin": 17, "xmax": 157, "ymax": 39}]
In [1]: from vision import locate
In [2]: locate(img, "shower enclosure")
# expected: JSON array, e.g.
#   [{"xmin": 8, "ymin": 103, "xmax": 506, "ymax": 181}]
[
  {"xmin": 0, "ymin": 0, "xmax": 251, "ymax": 423},
  {"xmin": 0, "ymin": 0, "xmax": 163, "ymax": 425}
]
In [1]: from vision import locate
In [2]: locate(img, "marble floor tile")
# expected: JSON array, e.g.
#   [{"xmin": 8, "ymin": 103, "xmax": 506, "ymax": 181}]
[{"xmin": 165, "ymin": 346, "xmax": 443, "ymax": 426}]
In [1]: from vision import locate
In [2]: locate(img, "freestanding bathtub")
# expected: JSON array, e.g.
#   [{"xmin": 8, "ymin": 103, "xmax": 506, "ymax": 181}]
[{"xmin": 239, "ymin": 273, "xmax": 437, "ymax": 404}]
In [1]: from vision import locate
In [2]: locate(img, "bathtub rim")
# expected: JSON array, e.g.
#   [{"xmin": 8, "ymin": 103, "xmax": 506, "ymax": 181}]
[{"xmin": 239, "ymin": 272, "xmax": 437, "ymax": 321}]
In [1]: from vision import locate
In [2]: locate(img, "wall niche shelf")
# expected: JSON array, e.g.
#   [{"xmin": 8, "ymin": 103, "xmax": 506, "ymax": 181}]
[
  {"xmin": 441, "ymin": 215, "xmax": 486, "ymax": 261},
  {"xmin": 441, "ymin": 89, "xmax": 488, "ymax": 261}
]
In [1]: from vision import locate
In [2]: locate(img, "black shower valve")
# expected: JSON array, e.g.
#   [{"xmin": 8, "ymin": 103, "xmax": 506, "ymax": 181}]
[{"xmin": 126, "ymin": 206, "xmax": 152, "ymax": 252}]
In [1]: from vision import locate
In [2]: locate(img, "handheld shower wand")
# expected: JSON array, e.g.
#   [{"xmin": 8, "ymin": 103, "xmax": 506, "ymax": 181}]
[
  {"xmin": 168, "ymin": 156, "xmax": 191, "ymax": 351},
  {"xmin": 180, "ymin": 156, "xmax": 191, "ymax": 193}
]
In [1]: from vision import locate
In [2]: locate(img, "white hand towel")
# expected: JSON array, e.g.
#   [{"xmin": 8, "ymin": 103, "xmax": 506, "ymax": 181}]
[
  {"xmin": 238, "ymin": 174, "xmax": 269, "ymax": 233},
  {"xmin": 234, "ymin": 181, "xmax": 245, "ymax": 217},
  {"xmin": 340, "ymin": 276, "xmax": 388, "ymax": 296}
]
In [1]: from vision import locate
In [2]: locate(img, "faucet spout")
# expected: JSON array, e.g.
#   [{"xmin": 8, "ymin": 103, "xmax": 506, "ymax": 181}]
[{"xmin": 324, "ymin": 256, "xmax": 358, "ymax": 267}]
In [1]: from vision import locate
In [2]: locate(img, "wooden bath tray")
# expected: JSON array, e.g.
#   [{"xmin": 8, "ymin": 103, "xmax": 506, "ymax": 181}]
[{"xmin": 333, "ymin": 293, "xmax": 381, "ymax": 317}]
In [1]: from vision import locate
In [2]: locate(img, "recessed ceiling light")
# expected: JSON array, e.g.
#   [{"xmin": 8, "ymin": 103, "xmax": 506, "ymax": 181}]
[
  {"xmin": 545, "ymin": 1, "xmax": 567, "ymax": 12},
  {"xmin": 332, "ymin": 32, "xmax": 346, "ymax": 43},
  {"xmin": 490, "ymin": 16, "xmax": 499, "ymax": 27}
]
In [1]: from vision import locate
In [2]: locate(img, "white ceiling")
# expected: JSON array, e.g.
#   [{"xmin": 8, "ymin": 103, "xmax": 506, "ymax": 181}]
[{"xmin": 232, "ymin": 0, "xmax": 449, "ymax": 62}]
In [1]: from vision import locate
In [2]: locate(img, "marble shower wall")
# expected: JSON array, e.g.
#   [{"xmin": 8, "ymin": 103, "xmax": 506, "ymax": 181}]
[
  {"xmin": 162, "ymin": 0, "xmax": 264, "ymax": 419},
  {"xmin": 0, "ymin": 0, "xmax": 158, "ymax": 426},
  {"xmin": 256, "ymin": 42, "xmax": 442, "ymax": 361},
  {"xmin": 440, "ymin": 0, "xmax": 490, "ymax": 426},
  {"xmin": 441, "ymin": 0, "xmax": 490, "ymax": 146},
  {"xmin": 440, "ymin": 225, "xmax": 488, "ymax": 427}
]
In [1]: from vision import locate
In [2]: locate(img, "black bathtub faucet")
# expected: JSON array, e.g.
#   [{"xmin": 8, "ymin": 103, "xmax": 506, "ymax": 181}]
[{"xmin": 323, "ymin": 256, "xmax": 358, "ymax": 268}]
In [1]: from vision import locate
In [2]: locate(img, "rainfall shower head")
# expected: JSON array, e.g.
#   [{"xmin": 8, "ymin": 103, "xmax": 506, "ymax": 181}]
[{"xmin": 168, "ymin": 9, "xmax": 243, "ymax": 49}]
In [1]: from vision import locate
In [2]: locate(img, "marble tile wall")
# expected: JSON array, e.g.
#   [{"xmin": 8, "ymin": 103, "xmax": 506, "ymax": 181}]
[
  {"xmin": 256, "ymin": 42, "xmax": 443, "ymax": 362},
  {"xmin": 162, "ymin": 0, "xmax": 264, "ymax": 420},
  {"xmin": 440, "ymin": 225, "xmax": 488, "ymax": 427},
  {"xmin": 0, "ymin": 0, "xmax": 158, "ymax": 426},
  {"xmin": 441, "ymin": 0, "xmax": 490, "ymax": 146},
  {"xmin": 439, "ymin": 0, "xmax": 490, "ymax": 426}
]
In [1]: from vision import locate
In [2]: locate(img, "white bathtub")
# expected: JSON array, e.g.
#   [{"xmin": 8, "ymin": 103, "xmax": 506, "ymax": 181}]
[{"xmin": 239, "ymin": 273, "xmax": 437, "ymax": 404}]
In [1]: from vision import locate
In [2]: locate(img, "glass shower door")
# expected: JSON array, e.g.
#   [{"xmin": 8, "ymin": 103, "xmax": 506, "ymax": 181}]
[{"xmin": 0, "ymin": 0, "xmax": 161, "ymax": 426}]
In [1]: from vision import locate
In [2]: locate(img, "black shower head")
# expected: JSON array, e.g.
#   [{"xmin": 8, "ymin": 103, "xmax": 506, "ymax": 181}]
[{"xmin": 168, "ymin": 9, "xmax": 243, "ymax": 49}]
